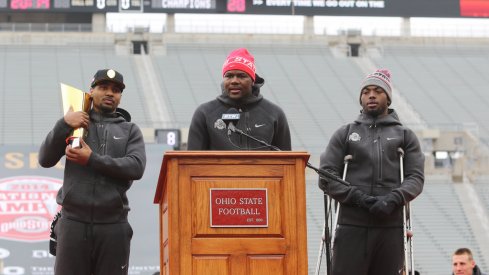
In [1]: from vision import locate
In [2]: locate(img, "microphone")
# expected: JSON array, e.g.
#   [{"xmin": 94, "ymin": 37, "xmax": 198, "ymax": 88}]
[
  {"xmin": 222, "ymin": 108, "xmax": 281, "ymax": 152},
  {"xmin": 221, "ymin": 108, "xmax": 241, "ymax": 135}
]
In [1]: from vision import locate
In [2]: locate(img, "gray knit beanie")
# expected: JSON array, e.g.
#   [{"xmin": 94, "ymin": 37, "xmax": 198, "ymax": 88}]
[{"xmin": 360, "ymin": 69, "xmax": 392, "ymax": 106}]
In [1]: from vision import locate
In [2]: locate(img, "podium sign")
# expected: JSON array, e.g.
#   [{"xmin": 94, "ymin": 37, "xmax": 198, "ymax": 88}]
[{"xmin": 210, "ymin": 188, "xmax": 268, "ymax": 227}]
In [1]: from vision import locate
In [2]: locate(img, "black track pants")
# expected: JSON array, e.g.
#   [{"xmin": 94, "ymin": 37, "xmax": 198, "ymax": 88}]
[
  {"xmin": 54, "ymin": 217, "xmax": 133, "ymax": 275},
  {"xmin": 332, "ymin": 225, "xmax": 404, "ymax": 275}
]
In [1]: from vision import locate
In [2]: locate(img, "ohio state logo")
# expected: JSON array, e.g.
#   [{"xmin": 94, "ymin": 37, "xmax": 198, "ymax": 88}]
[{"xmin": 0, "ymin": 176, "xmax": 62, "ymax": 242}]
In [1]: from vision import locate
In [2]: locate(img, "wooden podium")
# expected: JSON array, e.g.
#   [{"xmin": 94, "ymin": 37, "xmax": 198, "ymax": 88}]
[{"xmin": 154, "ymin": 151, "xmax": 309, "ymax": 275}]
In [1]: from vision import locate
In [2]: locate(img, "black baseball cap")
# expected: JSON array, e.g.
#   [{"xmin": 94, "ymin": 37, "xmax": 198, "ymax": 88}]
[{"xmin": 90, "ymin": 69, "xmax": 125, "ymax": 90}]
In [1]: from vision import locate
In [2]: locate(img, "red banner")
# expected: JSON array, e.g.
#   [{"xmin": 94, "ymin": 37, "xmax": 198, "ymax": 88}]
[{"xmin": 0, "ymin": 176, "xmax": 62, "ymax": 242}]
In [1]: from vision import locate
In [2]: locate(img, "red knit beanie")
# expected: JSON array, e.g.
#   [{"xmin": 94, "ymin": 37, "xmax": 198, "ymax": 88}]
[{"xmin": 222, "ymin": 48, "xmax": 256, "ymax": 81}]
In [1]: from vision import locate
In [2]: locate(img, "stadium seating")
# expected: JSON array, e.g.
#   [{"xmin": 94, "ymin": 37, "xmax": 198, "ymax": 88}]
[
  {"xmin": 373, "ymin": 44, "xmax": 489, "ymax": 146},
  {"xmin": 0, "ymin": 34, "xmax": 488, "ymax": 274}
]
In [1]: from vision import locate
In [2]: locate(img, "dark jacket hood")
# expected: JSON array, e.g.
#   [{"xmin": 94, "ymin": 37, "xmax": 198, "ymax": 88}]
[
  {"xmin": 90, "ymin": 108, "xmax": 131, "ymax": 123},
  {"xmin": 116, "ymin": 107, "xmax": 131, "ymax": 122},
  {"xmin": 355, "ymin": 108, "xmax": 402, "ymax": 127},
  {"xmin": 452, "ymin": 265, "xmax": 487, "ymax": 275},
  {"xmin": 217, "ymin": 73, "xmax": 264, "ymax": 108}
]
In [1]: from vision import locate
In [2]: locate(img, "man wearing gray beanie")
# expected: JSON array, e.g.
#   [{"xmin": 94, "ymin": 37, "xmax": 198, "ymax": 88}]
[{"xmin": 318, "ymin": 69, "xmax": 425, "ymax": 275}]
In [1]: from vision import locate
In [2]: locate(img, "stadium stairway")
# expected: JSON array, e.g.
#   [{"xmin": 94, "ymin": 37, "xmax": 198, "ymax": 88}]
[{"xmin": 131, "ymin": 46, "xmax": 173, "ymax": 128}]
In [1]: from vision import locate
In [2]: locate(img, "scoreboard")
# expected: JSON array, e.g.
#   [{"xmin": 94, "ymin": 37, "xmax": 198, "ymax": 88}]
[
  {"xmin": 0, "ymin": 0, "xmax": 486, "ymax": 18},
  {"xmin": 0, "ymin": 0, "xmax": 217, "ymax": 12}
]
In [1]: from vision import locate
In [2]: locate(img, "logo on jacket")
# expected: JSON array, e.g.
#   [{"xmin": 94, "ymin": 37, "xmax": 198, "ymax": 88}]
[
  {"xmin": 214, "ymin": 119, "xmax": 226, "ymax": 130},
  {"xmin": 349, "ymin": 132, "xmax": 361, "ymax": 142}
]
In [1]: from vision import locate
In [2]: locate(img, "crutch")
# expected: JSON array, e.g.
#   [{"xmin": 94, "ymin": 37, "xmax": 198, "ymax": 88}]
[
  {"xmin": 314, "ymin": 188, "xmax": 333, "ymax": 275},
  {"xmin": 398, "ymin": 148, "xmax": 415, "ymax": 275},
  {"xmin": 314, "ymin": 155, "xmax": 352, "ymax": 275},
  {"xmin": 331, "ymin": 155, "xmax": 353, "ymax": 250}
]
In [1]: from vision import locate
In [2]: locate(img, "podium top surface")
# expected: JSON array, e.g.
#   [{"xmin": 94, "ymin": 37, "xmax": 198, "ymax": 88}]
[
  {"xmin": 163, "ymin": 150, "xmax": 309, "ymax": 157},
  {"xmin": 153, "ymin": 151, "xmax": 310, "ymax": 203}
]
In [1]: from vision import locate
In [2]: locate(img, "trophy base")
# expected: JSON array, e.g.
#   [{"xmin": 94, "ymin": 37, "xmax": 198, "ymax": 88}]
[{"xmin": 71, "ymin": 137, "xmax": 81, "ymax": 148}]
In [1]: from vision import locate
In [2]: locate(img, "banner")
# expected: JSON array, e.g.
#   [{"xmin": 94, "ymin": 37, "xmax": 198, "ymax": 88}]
[{"xmin": 0, "ymin": 144, "xmax": 168, "ymax": 275}]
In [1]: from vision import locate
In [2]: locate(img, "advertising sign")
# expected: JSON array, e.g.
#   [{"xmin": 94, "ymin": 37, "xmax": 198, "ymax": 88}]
[
  {"xmin": 0, "ymin": 144, "xmax": 167, "ymax": 275},
  {"xmin": 1, "ymin": 0, "xmax": 487, "ymax": 18}
]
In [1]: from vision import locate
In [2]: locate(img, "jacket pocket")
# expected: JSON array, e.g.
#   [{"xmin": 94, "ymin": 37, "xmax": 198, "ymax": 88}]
[
  {"xmin": 60, "ymin": 182, "xmax": 93, "ymax": 222},
  {"xmin": 92, "ymin": 181, "xmax": 125, "ymax": 223}
]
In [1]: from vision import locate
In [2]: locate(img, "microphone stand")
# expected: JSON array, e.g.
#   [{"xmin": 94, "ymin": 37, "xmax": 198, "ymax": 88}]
[
  {"xmin": 229, "ymin": 123, "xmax": 349, "ymax": 186},
  {"xmin": 228, "ymin": 124, "xmax": 351, "ymax": 275},
  {"xmin": 228, "ymin": 123, "xmax": 281, "ymax": 151}
]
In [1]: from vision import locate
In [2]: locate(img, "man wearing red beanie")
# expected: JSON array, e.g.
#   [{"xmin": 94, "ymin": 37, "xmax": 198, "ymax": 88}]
[{"xmin": 187, "ymin": 48, "xmax": 291, "ymax": 150}]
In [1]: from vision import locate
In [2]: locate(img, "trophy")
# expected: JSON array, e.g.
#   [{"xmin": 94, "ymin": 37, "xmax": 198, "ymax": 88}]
[{"xmin": 60, "ymin": 83, "xmax": 91, "ymax": 148}]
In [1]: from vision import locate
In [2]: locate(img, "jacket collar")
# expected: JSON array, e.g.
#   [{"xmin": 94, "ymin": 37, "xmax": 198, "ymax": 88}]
[
  {"xmin": 89, "ymin": 109, "xmax": 127, "ymax": 123},
  {"xmin": 354, "ymin": 108, "xmax": 402, "ymax": 127}
]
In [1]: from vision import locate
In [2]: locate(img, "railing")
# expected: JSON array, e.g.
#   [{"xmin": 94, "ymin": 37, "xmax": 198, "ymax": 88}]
[
  {"xmin": 0, "ymin": 23, "xmax": 92, "ymax": 32},
  {"xmin": 3, "ymin": 16, "xmax": 489, "ymax": 39}
]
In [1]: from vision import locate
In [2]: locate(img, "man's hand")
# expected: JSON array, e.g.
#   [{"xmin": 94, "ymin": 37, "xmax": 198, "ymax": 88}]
[
  {"xmin": 368, "ymin": 193, "xmax": 403, "ymax": 218},
  {"xmin": 65, "ymin": 139, "xmax": 92, "ymax": 166},
  {"xmin": 64, "ymin": 108, "xmax": 89, "ymax": 129},
  {"xmin": 359, "ymin": 195, "xmax": 377, "ymax": 209}
]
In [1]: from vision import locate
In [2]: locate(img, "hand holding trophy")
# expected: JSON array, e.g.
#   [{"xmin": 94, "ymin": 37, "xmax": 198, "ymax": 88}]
[{"xmin": 61, "ymin": 83, "xmax": 92, "ymax": 148}]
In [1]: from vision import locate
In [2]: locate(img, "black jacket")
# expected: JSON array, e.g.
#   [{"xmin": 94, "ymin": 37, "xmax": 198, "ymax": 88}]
[
  {"xmin": 473, "ymin": 265, "xmax": 487, "ymax": 275},
  {"xmin": 319, "ymin": 109, "xmax": 424, "ymax": 226},
  {"xmin": 452, "ymin": 265, "xmax": 487, "ymax": 275},
  {"xmin": 187, "ymin": 74, "xmax": 291, "ymax": 151},
  {"xmin": 39, "ymin": 109, "xmax": 146, "ymax": 223}
]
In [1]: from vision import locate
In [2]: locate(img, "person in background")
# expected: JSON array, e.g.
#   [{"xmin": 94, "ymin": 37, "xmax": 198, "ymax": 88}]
[
  {"xmin": 452, "ymin": 248, "xmax": 487, "ymax": 275},
  {"xmin": 318, "ymin": 69, "xmax": 425, "ymax": 275},
  {"xmin": 39, "ymin": 69, "xmax": 146, "ymax": 275},
  {"xmin": 187, "ymin": 48, "xmax": 291, "ymax": 151}
]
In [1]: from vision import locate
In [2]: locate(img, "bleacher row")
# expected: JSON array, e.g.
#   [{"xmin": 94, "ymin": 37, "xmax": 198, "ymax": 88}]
[
  {"xmin": 0, "ymin": 37, "xmax": 488, "ymax": 274},
  {"xmin": 375, "ymin": 44, "xmax": 489, "ymax": 145}
]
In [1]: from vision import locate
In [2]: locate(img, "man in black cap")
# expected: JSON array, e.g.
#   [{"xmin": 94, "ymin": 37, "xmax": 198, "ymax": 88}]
[{"xmin": 39, "ymin": 69, "xmax": 146, "ymax": 275}]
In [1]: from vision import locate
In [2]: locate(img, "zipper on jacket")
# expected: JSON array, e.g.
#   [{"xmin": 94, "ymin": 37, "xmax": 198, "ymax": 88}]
[
  {"xmin": 369, "ymin": 122, "xmax": 377, "ymax": 195},
  {"xmin": 91, "ymin": 120, "xmax": 107, "ymax": 225},
  {"xmin": 244, "ymin": 111, "xmax": 251, "ymax": 149},
  {"xmin": 377, "ymin": 133, "xmax": 383, "ymax": 182},
  {"xmin": 103, "ymin": 128, "xmax": 108, "ymax": 155},
  {"xmin": 370, "ymin": 122, "xmax": 383, "ymax": 182},
  {"xmin": 90, "ymin": 120, "xmax": 100, "ymax": 227}
]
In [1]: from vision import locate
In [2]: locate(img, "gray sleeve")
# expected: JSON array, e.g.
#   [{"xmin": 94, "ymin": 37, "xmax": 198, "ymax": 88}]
[
  {"xmin": 391, "ymin": 128, "xmax": 425, "ymax": 204},
  {"xmin": 187, "ymin": 106, "xmax": 210, "ymax": 150},
  {"xmin": 272, "ymin": 107, "xmax": 291, "ymax": 151},
  {"xmin": 318, "ymin": 125, "xmax": 367, "ymax": 206},
  {"xmin": 38, "ymin": 118, "xmax": 72, "ymax": 168}
]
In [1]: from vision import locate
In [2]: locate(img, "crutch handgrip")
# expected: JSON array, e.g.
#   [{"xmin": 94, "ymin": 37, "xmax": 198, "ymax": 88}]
[
  {"xmin": 344, "ymin": 155, "xmax": 353, "ymax": 163},
  {"xmin": 397, "ymin": 147, "xmax": 405, "ymax": 157}
]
